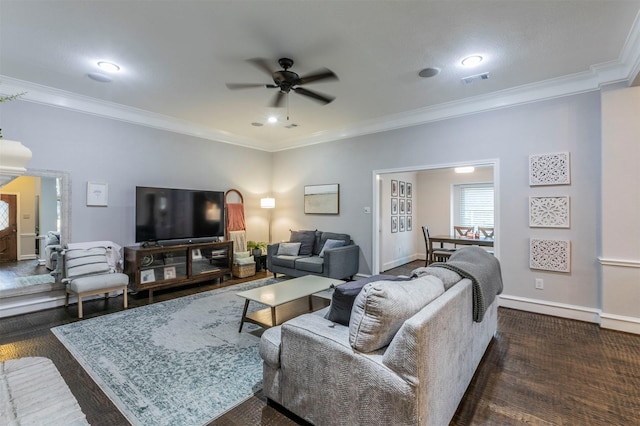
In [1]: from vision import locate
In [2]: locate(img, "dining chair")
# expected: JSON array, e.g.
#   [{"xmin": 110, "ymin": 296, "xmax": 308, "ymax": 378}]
[
  {"xmin": 479, "ymin": 227, "xmax": 494, "ymax": 238},
  {"xmin": 454, "ymin": 226, "xmax": 475, "ymax": 237},
  {"xmin": 422, "ymin": 226, "xmax": 456, "ymax": 266}
]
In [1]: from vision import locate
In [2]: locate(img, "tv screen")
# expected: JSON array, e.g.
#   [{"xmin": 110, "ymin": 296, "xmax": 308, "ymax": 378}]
[{"xmin": 135, "ymin": 186, "xmax": 225, "ymax": 243}]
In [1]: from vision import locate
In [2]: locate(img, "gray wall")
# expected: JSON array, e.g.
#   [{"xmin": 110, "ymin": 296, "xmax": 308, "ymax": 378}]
[
  {"xmin": 3, "ymin": 91, "xmax": 602, "ymax": 313},
  {"xmin": 2, "ymin": 101, "xmax": 273, "ymax": 247},
  {"xmin": 272, "ymin": 92, "xmax": 601, "ymax": 310}
]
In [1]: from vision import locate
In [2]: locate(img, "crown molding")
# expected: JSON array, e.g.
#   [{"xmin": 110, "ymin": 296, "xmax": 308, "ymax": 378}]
[{"xmin": 2, "ymin": 14, "xmax": 639, "ymax": 153}]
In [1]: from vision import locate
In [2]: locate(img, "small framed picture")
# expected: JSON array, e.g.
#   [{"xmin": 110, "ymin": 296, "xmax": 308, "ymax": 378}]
[
  {"xmin": 399, "ymin": 216, "xmax": 406, "ymax": 232},
  {"xmin": 87, "ymin": 182, "xmax": 108, "ymax": 206},
  {"xmin": 406, "ymin": 183, "xmax": 412, "ymax": 198},
  {"xmin": 391, "ymin": 216, "xmax": 398, "ymax": 233},
  {"xmin": 399, "ymin": 199, "xmax": 406, "ymax": 215},
  {"xmin": 192, "ymin": 248, "xmax": 202, "ymax": 260},
  {"xmin": 164, "ymin": 266, "xmax": 176, "ymax": 280},
  {"xmin": 140, "ymin": 269, "xmax": 155, "ymax": 283},
  {"xmin": 407, "ymin": 199, "xmax": 412, "ymax": 215},
  {"xmin": 391, "ymin": 198, "xmax": 398, "ymax": 215},
  {"xmin": 391, "ymin": 180, "xmax": 398, "ymax": 197},
  {"xmin": 407, "ymin": 216, "xmax": 412, "ymax": 231},
  {"xmin": 399, "ymin": 181, "xmax": 406, "ymax": 198}
]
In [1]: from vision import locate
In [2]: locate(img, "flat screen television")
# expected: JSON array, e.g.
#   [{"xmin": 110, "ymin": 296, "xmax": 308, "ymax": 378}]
[{"xmin": 135, "ymin": 186, "xmax": 225, "ymax": 243}]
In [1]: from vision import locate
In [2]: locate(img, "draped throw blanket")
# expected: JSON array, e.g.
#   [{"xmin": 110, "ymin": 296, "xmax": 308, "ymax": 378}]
[
  {"xmin": 228, "ymin": 230, "xmax": 247, "ymax": 253},
  {"xmin": 226, "ymin": 203, "xmax": 246, "ymax": 232},
  {"xmin": 431, "ymin": 246, "xmax": 503, "ymax": 322}
]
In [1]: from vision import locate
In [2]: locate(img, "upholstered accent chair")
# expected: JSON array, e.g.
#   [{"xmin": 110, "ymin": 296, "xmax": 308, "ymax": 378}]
[{"xmin": 60, "ymin": 246, "xmax": 128, "ymax": 318}]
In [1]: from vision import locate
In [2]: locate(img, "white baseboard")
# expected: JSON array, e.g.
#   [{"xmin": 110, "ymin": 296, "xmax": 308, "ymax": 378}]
[
  {"xmin": 600, "ymin": 313, "xmax": 640, "ymax": 334},
  {"xmin": 381, "ymin": 253, "xmax": 421, "ymax": 272},
  {"xmin": 498, "ymin": 294, "xmax": 601, "ymax": 324}
]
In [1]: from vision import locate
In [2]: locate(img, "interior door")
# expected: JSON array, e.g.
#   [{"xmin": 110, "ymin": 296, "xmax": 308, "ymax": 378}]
[{"xmin": 0, "ymin": 194, "xmax": 18, "ymax": 262}]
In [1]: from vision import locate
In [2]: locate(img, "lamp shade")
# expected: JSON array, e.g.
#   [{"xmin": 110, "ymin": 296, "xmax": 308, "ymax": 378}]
[{"xmin": 260, "ymin": 197, "xmax": 275, "ymax": 209}]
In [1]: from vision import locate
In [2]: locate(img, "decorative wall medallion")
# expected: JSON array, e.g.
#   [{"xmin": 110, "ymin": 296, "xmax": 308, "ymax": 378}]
[
  {"xmin": 529, "ymin": 238, "xmax": 571, "ymax": 272},
  {"xmin": 529, "ymin": 196, "xmax": 570, "ymax": 228},
  {"xmin": 529, "ymin": 152, "xmax": 570, "ymax": 186}
]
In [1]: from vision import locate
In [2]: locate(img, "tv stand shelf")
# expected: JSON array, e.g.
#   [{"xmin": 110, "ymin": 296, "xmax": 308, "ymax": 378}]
[{"xmin": 124, "ymin": 241, "xmax": 233, "ymax": 302}]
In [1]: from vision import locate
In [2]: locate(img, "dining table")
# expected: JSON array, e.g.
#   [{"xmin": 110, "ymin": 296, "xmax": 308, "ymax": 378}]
[{"xmin": 430, "ymin": 234, "xmax": 494, "ymax": 249}]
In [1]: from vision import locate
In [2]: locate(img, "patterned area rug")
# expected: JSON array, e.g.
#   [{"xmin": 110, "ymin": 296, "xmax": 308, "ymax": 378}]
[{"xmin": 51, "ymin": 277, "xmax": 282, "ymax": 426}]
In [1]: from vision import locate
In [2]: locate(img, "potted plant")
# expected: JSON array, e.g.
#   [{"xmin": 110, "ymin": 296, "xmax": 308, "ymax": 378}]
[{"xmin": 247, "ymin": 241, "xmax": 267, "ymax": 257}]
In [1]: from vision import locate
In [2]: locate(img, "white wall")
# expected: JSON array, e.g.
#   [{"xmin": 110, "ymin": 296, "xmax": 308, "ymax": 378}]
[
  {"xmin": 272, "ymin": 92, "xmax": 602, "ymax": 322},
  {"xmin": 2, "ymin": 101, "xmax": 274, "ymax": 247},
  {"xmin": 600, "ymin": 85, "xmax": 640, "ymax": 333}
]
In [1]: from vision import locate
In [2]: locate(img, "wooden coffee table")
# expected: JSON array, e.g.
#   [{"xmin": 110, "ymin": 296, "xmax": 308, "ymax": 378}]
[{"xmin": 237, "ymin": 275, "xmax": 344, "ymax": 332}]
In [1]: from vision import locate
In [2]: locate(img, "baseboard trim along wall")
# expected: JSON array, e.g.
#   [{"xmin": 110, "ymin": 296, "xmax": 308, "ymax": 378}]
[
  {"xmin": 600, "ymin": 313, "xmax": 640, "ymax": 334},
  {"xmin": 498, "ymin": 294, "xmax": 601, "ymax": 324},
  {"xmin": 0, "ymin": 290, "xmax": 123, "ymax": 318}
]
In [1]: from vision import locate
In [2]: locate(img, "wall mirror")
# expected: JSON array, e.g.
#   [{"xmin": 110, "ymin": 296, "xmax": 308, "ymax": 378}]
[{"xmin": 304, "ymin": 184, "xmax": 340, "ymax": 214}]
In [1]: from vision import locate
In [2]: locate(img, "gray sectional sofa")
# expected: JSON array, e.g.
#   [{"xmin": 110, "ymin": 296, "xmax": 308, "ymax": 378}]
[
  {"xmin": 267, "ymin": 230, "xmax": 359, "ymax": 280},
  {"xmin": 259, "ymin": 247, "xmax": 502, "ymax": 425}
]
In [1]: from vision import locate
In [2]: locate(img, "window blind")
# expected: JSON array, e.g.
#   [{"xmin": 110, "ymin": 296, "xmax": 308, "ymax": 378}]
[{"xmin": 455, "ymin": 183, "xmax": 494, "ymax": 227}]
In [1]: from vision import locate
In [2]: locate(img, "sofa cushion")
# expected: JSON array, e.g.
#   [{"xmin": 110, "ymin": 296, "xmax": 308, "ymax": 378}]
[
  {"xmin": 259, "ymin": 326, "xmax": 282, "ymax": 368},
  {"xmin": 411, "ymin": 266, "xmax": 462, "ymax": 290},
  {"xmin": 289, "ymin": 230, "xmax": 316, "ymax": 256},
  {"xmin": 271, "ymin": 255, "xmax": 300, "ymax": 269},
  {"xmin": 319, "ymin": 238, "xmax": 345, "ymax": 257},
  {"xmin": 68, "ymin": 271, "xmax": 128, "ymax": 293},
  {"xmin": 325, "ymin": 274, "xmax": 399, "ymax": 326},
  {"xmin": 277, "ymin": 242, "xmax": 301, "ymax": 256},
  {"xmin": 349, "ymin": 276, "xmax": 445, "ymax": 352},
  {"xmin": 320, "ymin": 232, "xmax": 350, "ymax": 249},
  {"xmin": 295, "ymin": 256, "xmax": 324, "ymax": 274}
]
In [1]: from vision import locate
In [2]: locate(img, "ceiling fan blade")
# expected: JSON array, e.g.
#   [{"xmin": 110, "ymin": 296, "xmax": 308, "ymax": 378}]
[
  {"xmin": 298, "ymin": 68, "xmax": 338, "ymax": 85},
  {"xmin": 247, "ymin": 57, "xmax": 276, "ymax": 76},
  {"xmin": 226, "ymin": 83, "xmax": 269, "ymax": 90},
  {"xmin": 293, "ymin": 87, "xmax": 335, "ymax": 105},
  {"xmin": 270, "ymin": 91, "xmax": 286, "ymax": 108}
]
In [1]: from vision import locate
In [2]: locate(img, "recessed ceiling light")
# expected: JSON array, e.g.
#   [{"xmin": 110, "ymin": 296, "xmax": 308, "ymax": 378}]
[
  {"xmin": 455, "ymin": 166, "xmax": 475, "ymax": 174},
  {"xmin": 267, "ymin": 116, "xmax": 278, "ymax": 124},
  {"xmin": 461, "ymin": 55, "xmax": 483, "ymax": 67},
  {"xmin": 418, "ymin": 67, "xmax": 440, "ymax": 78},
  {"xmin": 97, "ymin": 61, "xmax": 120, "ymax": 72}
]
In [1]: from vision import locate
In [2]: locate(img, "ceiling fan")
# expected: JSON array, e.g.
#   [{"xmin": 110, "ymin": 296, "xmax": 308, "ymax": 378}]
[{"xmin": 226, "ymin": 57, "xmax": 338, "ymax": 108}]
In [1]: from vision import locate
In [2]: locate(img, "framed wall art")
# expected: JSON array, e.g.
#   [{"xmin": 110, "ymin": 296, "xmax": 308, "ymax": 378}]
[
  {"xmin": 87, "ymin": 181, "xmax": 108, "ymax": 206},
  {"xmin": 406, "ymin": 183, "xmax": 412, "ymax": 198},
  {"xmin": 391, "ymin": 180, "xmax": 398, "ymax": 197},
  {"xmin": 399, "ymin": 181, "xmax": 405, "ymax": 197},
  {"xmin": 407, "ymin": 216, "xmax": 412, "ymax": 231},
  {"xmin": 391, "ymin": 216, "xmax": 398, "ymax": 233},
  {"xmin": 529, "ymin": 152, "xmax": 570, "ymax": 186},
  {"xmin": 529, "ymin": 238, "xmax": 571, "ymax": 272},
  {"xmin": 399, "ymin": 199, "xmax": 405, "ymax": 215},
  {"xmin": 529, "ymin": 196, "xmax": 570, "ymax": 228},
  {"xmin": 399, "ymin": 216, "xmax": 406, "ymax": 232},
  {"xmin": 304, "ymin": 184, "xmax": 340, "ymax": 214},
  {"xmin": 391, "ymin": 198, "xmax": 398, "ymax": 215}
]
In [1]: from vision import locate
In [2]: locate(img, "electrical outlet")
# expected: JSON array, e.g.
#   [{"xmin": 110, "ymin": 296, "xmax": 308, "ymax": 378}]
[{"xmin": 535, "ymin": 278, "xmax": 544, "ymax": 290}]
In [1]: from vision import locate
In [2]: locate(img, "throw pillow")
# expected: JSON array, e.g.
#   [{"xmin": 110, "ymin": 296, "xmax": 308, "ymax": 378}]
[
  {"xmin": 235, "ymin": 256, "xmax": 255, "ymax": 266},
  {"xmin": 349, "ymin": 275, "xmax": 445, "ymax": 352},
  {"xmin": 318, "ymin": 239, "xmax": 345, "ymax": 257},
  {"xmin": 277, "ymin": 242, "xmax": 301, "ymax": 256},
  {"xmin": 325, "ymin": 274, "xmax": 400, "ymax": 325},
  {"xmin": 289, "ymin": 230, "xmax": 316, "ymax": 256},
  {"xmin": 233, "ymin": 251, "xmax": 251, "ymax": 262},
  {"xmin": 64, "ymin": 247, "xmax": 111, "ymax": 278}
]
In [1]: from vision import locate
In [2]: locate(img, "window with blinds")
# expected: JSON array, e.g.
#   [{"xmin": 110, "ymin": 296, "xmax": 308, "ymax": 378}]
[{"xmin": 453, "ymin": 183, "xmax": 494, "ymax": 227}]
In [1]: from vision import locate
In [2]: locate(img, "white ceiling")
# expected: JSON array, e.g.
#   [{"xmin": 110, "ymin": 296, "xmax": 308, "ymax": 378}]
[{"xmin": 2, "ymin": 1, "xmax": 640, "ymax": 152}]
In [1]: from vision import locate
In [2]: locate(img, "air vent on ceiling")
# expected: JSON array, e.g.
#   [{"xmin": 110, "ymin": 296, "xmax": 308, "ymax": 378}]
[
  {"xmin": 461, "ymin": 72, "xmax": 490, "ymax": 84},
  {"xmin": 284, "ymin": 123, "xmax": 299, "ymax": 129}
]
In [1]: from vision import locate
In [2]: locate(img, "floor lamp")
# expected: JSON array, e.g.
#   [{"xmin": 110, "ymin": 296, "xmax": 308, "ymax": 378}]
[{"xmin": 260, "ymin": 197, "xmax": 275, "ymax": 243}]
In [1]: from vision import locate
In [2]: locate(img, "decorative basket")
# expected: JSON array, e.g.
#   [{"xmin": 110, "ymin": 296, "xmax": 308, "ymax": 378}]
[{"xmin": 233, "ymin": 262, "xmax": 256, "ymax": 278}]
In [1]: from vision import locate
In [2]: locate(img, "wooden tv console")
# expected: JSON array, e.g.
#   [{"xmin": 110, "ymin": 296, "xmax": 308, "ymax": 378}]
[{"xmin": 124, "ymin": 241, "xmax": 233, "ymax": 302}]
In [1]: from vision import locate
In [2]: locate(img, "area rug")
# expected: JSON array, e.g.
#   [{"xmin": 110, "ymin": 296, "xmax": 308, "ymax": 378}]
[
  {"xmin": 0, "ymin": 356, "xmax": 89, "ymax": 425},
  {"xmin": 51, "ymin": 277, "xmax": 283, "ymax": 426},
  {"xmin": 0, "ymin": 273, "xmax": 62, "ymax": 299}
]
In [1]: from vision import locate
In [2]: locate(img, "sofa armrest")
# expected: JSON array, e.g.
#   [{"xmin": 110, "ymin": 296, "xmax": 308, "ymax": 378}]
[
  {"xmin": 266, "ymin": 243, "xmax": 280, "ymax": 270},
  {"xmin": 279, "ymin": 313, "xmax": 415, "ymax": 425},
  {"xmin": 323, "ymin": 244, "xmax": 360, "ymax": 279}
]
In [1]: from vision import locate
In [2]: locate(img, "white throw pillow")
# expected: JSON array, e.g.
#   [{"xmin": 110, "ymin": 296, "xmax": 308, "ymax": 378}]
[
  {"xmin": 277, "ymin": 242, "xmax": 301, "ymax": 256},
  {"xmin": 349, "ymin": 276, "xmax": 445, "ymax": 352}
]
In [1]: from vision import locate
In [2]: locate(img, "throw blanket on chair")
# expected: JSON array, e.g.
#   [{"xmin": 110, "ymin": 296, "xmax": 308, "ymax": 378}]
[{"xmin": 431, "ymin": 246, "xmax": 503, "ymax": 322}]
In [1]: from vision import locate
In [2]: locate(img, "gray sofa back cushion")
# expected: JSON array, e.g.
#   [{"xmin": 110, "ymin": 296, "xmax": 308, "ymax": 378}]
[
  {"xmin": 314, "ymin": 231, "xmax": 351, "ymax": 255},
  {"xmin": 349, "ymin": 276, "xmax": 445, "ymax": 352},
  {"xmin": 289, "ymin": 230, "xmax": 316, "ymax": 256}
]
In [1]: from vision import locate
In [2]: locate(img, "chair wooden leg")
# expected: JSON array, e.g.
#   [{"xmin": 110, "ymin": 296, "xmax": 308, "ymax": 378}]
[
  {"xmin": 77, "ymin": 295, "xmax": 83, "ymax": 319},
  {"xmin": 65, "ymin": 290, "xmax": 70, "ymax": 307},
  {"xmin": 123, "ymin": 288, "xmax": 128, "ymax": 310}
]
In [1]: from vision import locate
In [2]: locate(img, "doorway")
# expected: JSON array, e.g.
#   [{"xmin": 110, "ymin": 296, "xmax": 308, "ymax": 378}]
[
  {"xmin": 0, "ymin": 194, "xmax": 18, "ymax": 262},
  {"xmin": 372, "ymin": 161, "xmax": 499, "ymax": 275}
]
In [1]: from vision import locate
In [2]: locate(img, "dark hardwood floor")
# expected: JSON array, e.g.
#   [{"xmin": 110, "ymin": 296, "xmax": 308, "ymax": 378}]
[{"xmin": 2, "ymin": 260, "xmax": 639, "ymax": 425}]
